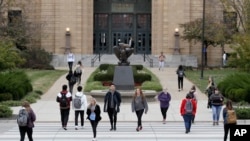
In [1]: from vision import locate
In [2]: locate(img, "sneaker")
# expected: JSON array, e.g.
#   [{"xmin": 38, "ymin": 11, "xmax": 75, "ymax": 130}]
[
  {"xmin": 63, "ymin": 127, "xmax": 67, "ymax": 130},
  {"xmin": 163, "ymin": 119, "xmax": 166, "ymax": 124},
  {"xmin": 136, "ymin": 127, "xmax": 139, "ymax": 132},
  {"xmin": 92, "ymin": 138, "xmax": 96, "ymax": 141},
  {"xmin": 75, "ymin": 128, "xmax": 78, "ymax": 130},
  {"xmin": 139, "ymin": 126, "xmax": 142, "ymax": 130}
]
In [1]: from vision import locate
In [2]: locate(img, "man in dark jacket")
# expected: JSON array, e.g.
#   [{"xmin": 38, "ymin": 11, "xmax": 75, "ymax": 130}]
[
  {"xmin": 104, "ymin": 84, "xmax": 121, "ymax": 131},
  {"xmin": 56, "ymin": 84, "xmax": 72, "ymax": 130}
]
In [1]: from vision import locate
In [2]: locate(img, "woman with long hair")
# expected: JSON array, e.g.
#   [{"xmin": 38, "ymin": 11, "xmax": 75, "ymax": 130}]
[
  {"xmin": 18, "ymin": 101, "xmax": 36, "ymax": 141},
  {"xmin": 87, "ymin": 98, "xmax": 102, "ymax": 141},
  {"xmin": 131, "ymin": 87, "xmax": 148, "ymax": 131},
  {"xmin": 223, "ymin": 100, "xmax": 237, "ymax": 141}
]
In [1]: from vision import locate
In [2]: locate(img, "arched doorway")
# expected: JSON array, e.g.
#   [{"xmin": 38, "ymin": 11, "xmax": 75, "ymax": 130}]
[{"xmin": 93, "ymin": 0, "xmax": 151, "ymax": 54}]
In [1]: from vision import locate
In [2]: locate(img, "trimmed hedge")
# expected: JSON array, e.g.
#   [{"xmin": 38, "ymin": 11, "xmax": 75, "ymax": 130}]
[
  {"xmin": 217, "ymin": 73, "xmax": 250, "ymax": 103},
  {"xmin": 0, "ymin": 70, "xmax": 33, "ymax": 101}
]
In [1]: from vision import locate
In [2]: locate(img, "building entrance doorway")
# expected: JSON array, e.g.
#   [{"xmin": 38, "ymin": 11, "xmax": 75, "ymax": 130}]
[{"xmin": 94, "ymin": 0, "xmax": 151, "ymax": 54}]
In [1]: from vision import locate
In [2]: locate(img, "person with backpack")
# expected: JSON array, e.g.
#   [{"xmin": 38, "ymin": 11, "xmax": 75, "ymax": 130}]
[
  {"xmin": 66, "ymin": 70, "xmax": 76, "ymax": 94},
  {"xmin": 17, "ymin": 101, "xmax": 36, "ymax": 141},
  {"xmin": 180, "ymin": 94, "xmax": 197, "ymax": 134},
  {"xmin": 206, "ymin": 76, "xmax": 215, "ymax": 109},
  {"xmin": 157, "ymin": 87, "xmax": 171, "ymax": 124},
  {"xmin": 210, "ymin": 87, "xmax": 224, "ymax": 126},
  {"xmin": 56, "ymin": 84, "xmax": 72, "ymax": 130},
  {"xmin": 103, "ymin": 84, "xmax": 121, "ymax": 131},
  {"xmin": 73, "ymin": 86, "xmax": 88, "ymax": 130},
  {"xmin": 74, "ymin": 61, "xmax": 84, "ymax": 85},
  {"xmin": 87, "ymin": 98, "xmax": 102, "ymax": 141},
  {"xmin": 223, "ymin": 100, "xmax": 237, "ymax": 141},
  {"xmin": 189, "ymin": 85, "xmax": 198, "ymax": 123},
  {"xmin": 176, "ymin": 65, "xmax": 185, "ymax": 91}
]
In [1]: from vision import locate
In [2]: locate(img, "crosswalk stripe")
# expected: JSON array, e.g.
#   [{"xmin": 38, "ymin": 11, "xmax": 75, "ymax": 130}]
[{"xmin": 0, "ymin": 121, "xmax": 227, "ymax": 141}]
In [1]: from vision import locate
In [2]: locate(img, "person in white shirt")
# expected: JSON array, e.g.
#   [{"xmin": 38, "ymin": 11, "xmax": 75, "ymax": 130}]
[
  {"xmin": 223, "ymin": 51, "xmax": 227, "ymax": 66},
  {"xmin": 67, "ymin": 51, "xmax": 75, "ymax": 71},
  {"xmin": 73, "ymin": 86, "xmax": 88, "ymax": 130}
]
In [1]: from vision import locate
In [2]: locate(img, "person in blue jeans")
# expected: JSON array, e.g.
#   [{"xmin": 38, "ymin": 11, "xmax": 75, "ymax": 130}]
[
  {"xmin": 210, "ymin": 87, "xmax": 224, "ymax": 125},
  {"xmin": 180, "ymin": 94, "xmax": 197, "ymax": 134}
]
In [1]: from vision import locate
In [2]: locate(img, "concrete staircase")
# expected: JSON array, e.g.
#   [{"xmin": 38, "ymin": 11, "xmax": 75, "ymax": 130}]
[{"xmin": 50, "ymin": 54, "xmax": 197, "ymax": 68}]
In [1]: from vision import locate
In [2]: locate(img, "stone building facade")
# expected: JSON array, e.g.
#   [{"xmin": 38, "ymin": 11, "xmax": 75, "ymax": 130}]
[{"xmin": 10, "ymin": 0, "xmax": 231, "ymax": 66}]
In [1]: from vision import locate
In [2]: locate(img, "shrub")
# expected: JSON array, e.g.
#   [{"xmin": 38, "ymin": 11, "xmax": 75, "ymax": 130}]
[
  {"xmin": 0, "ymin": 70, "xmax": 33, "ymax": 101},
  {"xmin": 217, "ymin": 73, "xmax": 250, "ymax": 103},
  {"xmin": 141, "ymin": 81, "xmax": 162, "ymax": 92},
  {"xmin": 134, "ymin": 73, "xmax": 152, "ymax": 83},
  {"xmin": 0, "ymin": 105, "xmax": 13, "ymax": 118},
  {"xmin": 20, "ymin": 47, "xmax": 54, "ymax": 69},
  {"xmin": 99, "ymin": 64, "xmax": 110, "ymax": 71},
  {"xmin": 133, "ymin": 65, "xmax": 143, "ymax": 70},
  {"xmin": 0, "ymin": 93, "xmax": 13, "ymax": 101},
  {"xmin": 235, "ymin": 108, "xmax": 250, "ymax": 119}
]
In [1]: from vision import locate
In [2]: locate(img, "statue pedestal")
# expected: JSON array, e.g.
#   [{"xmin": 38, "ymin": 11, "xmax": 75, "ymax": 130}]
[{"xmin": 113, "ymin": 66, "xmax": 134, "ymax": 90}]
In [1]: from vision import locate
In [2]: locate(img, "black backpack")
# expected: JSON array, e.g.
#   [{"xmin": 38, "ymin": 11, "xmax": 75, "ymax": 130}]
[
  {"xmin": 69, "ymin": 75, "xmax": 76, "ymax": 85},
  {"xmin": 178, "ymin": 70, "xmax": 184, "ymax": 77},
  {"xmin": 60, "ymin": 93, "xmax": 68, "ymax": 108}
]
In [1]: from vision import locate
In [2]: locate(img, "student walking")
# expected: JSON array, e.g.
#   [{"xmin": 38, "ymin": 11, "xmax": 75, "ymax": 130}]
[
  {"xmin": 189, "ymin": 85, "xmax": 198, "ymax": 123},
  {"xmin": 157, "ymin": 87, "xmax": 171, "ymax": 124},
  {"xmin": 176, "ymin": 65, "xmax": 185, "ymax": 91},
  {"xmin": 73, "ymin": 86, "xmax": 88, "ymax": 130},
  {"xmin": 66, "ymin": 70, "xmax": 76, "ymax": 94},
  {"xmin": 206, "ymin": 76, "xmax": 216, "ymax": 109},
  {"xmin": 67, "ymin": 51, "xmax": 75, "ymax": 71},
  {"xmin": 180, "ymin": 94, "xmax": 197, "ymax": 134},
  {"xmin": 87, "ymin": 98, "xmax": 102, "ymax": 141},
  {"xmin": 131, "ymin": 88, "xmax": 148, "ymax": 131},
  {"xmin": 74, "ymin": 61, "xmax": 84, "ymax": 85},
  {"xmin": 210, "ymin": 87, "xmax": 224, "ymax": 126},
  {"xmin": 222, "ymin": 51, "xmax": 227, "ymax": 67},
  {"xmin": 18, "ymin": 101, "xmax": 36, "ymax": 141},
  {"xmin": 223, "ymin": 100, "xmax": 237, "ymax": 141},
  {"xmin": 158, "ymin": 52, "xmax": 166, "ymax": 71},
  {"xmin": 56, "ymin": 84, "xmax": 72, "ymax": 130},
  {"xmin": 104, "ymin": 84, "xmax": 122, "ymax": 131}
]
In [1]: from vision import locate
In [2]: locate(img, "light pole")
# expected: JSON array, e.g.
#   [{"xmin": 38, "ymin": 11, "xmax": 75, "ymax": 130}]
[
  {"xmin": 65, "ymin": 27, "xmax": 71, "ymax": 53},
  {"xmin": 201, "ymin": 0, "xmax": 205, "ymax": 79},
  {"xmin": 174, "ymin": 28, "xmax": 180, "ymax": 55}
]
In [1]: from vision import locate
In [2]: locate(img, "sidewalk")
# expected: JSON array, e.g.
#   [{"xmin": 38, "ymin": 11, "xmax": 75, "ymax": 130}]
[{"xmin": 11, "ymin": 67, "xmax": 213, "ymax": 122}]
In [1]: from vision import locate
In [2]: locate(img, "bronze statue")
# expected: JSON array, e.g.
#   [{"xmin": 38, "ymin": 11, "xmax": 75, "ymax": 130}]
[{"xmin": 113, "ymin": 43, "xmax": 134, "ymax": 65}]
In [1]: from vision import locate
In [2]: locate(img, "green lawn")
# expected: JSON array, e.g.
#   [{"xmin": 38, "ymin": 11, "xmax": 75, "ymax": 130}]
[
  {"xmin": 24, "ymin": 69, "xmax": 67, "ymax": 94},
  {"xmin": 185, "ymin": 68, "xmax": 240, "ymax": 93}
]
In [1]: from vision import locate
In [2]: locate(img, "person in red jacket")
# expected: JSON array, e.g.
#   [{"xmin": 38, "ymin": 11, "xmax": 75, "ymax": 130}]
[{"xmin": 180, "ymin": 94, "xmax": 197, "ymax": 134}]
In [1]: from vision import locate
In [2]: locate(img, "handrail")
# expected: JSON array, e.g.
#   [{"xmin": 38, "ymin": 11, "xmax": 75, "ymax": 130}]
[
  {"xmin": 143, "ymin": 53, "xmax": 153, "ymax": 67},
  {"xmin": 91, "ymin": 53, "xmax": 102, "ymax": 67}
]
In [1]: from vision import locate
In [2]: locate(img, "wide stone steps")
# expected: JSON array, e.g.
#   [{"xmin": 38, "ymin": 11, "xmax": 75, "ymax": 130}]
[{"xmin": 0, "ymin": 121, "xmax": 227, "ymax": 141}]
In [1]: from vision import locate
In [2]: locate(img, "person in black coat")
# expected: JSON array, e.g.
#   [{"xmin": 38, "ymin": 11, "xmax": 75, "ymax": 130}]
[
  {"xmin": 104, "ymin": 84, "xmax": 121, "ymax": 131},
  {"xmin": 87, "ymin": 98, "xmax": 101, "ymax": 141},
  {"xmin": 66, "ymin": 70, "xmax": 76, "ymax": 94}
]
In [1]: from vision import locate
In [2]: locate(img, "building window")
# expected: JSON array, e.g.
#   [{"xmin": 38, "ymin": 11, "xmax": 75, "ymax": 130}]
[
  {"xmin": 8, "ymin": 10, "xmax": 22, "ymax": 25},
  {"xmin": 223, "ymin": 11, "xmax": 237, "ymax": 33}
]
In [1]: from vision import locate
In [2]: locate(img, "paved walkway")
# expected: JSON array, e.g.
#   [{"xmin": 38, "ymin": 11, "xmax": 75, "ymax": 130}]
[{"xmin": 11, "ymin": 67, "xmax": 213, "ymax": 122}]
